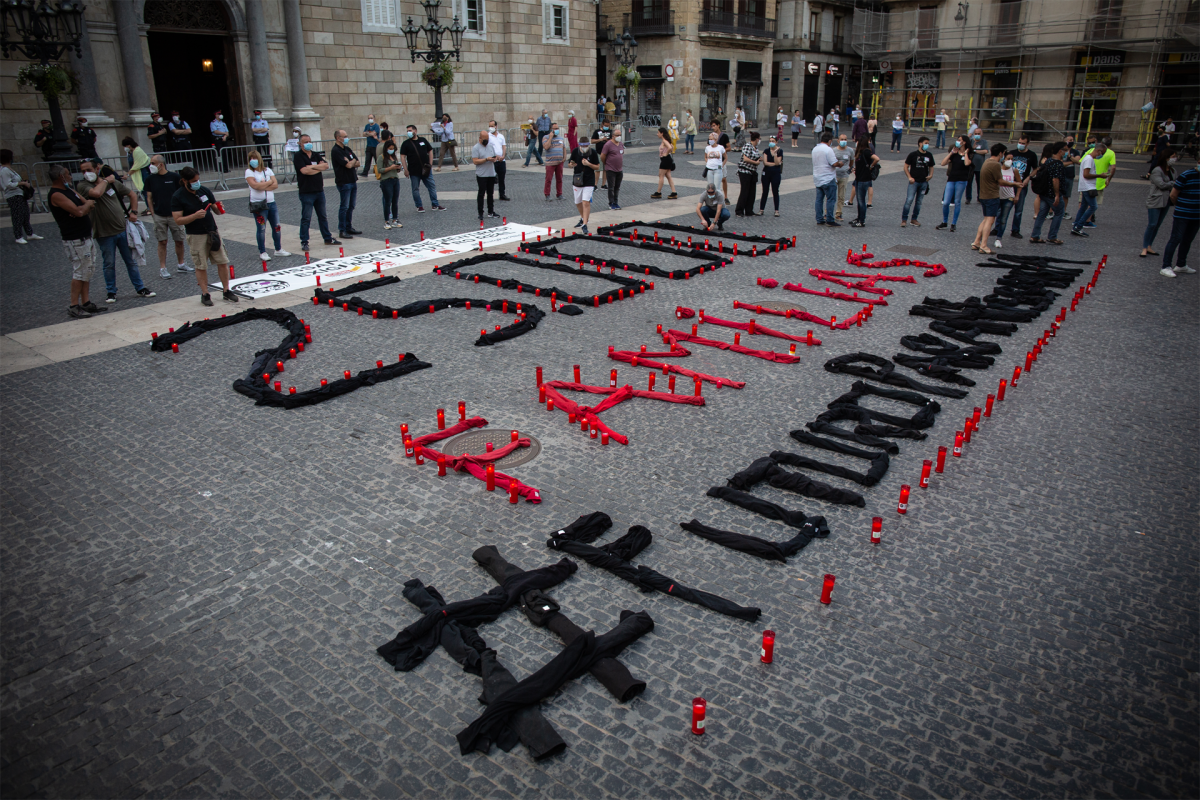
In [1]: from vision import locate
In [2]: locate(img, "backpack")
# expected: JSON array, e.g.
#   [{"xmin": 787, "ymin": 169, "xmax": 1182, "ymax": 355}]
[{"xmin": 1031, "ymin": 159, "xmax": 1051, "ymax": 195}]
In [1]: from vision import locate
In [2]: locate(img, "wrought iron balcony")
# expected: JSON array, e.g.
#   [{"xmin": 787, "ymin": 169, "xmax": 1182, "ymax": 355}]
[
  {"xmin": 832, "ymin": 34, "xmax": 845, "ymax": 52},
  {"xmin": 809, "ymin": 32, "xmax": 822, "ymax": 50},
  {"xmin": 699, "ymin": 8, "xmax": 776, "ymax": 39},
  {"xmin": 626, "ymin": 9, "xmax": 675, "ymax": 37}
]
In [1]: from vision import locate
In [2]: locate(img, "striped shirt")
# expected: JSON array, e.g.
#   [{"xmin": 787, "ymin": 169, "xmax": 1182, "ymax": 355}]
[
  {"xmin": 543, "ymin": 132, "xmax": 566, "ymax": 165},
  {"xmin": 1173, "ymin": 168, "xmax": 1199, "ymax": 221}
]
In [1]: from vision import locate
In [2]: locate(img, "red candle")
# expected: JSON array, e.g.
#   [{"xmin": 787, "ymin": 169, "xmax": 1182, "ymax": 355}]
[
  {"xmin": 820, "ymin": 574, "xmax": 835, "ymax": 604},
  {"xmin": 343, "ymin": 370, "xmax": 351, "ymax": 380},
  {"xmin": 691, "ymin": 698, "xmax": 706, "ymax": 735},
  {"xmin": 601, "ymin": 432, "xmax": 609, "ymax": 445},
  {"xmin": 511, "ymin": 430, "xmax": 519, "ymax": 443},
  {"xmin": 789, "ymin": 344, "xmax": 796, "ymax": 355},
  {"xmin": 807, "ymin": 330, "xmax": 814, "ymax": 346},
  {"xmin": 1012, "ymin": 366, "xmax": 1021, "ymax": 386},
  {"xmin": 669, "ymin": 375, "xmax": 676, "ymax": 394},
  {"xmin": 404, "ymin": 437, "xmax": 414, "ymax": 458},
  {"xmin": 547, "ymin": 398, "xmax": 554, "ymax": 412},
  {"xmin": 539, "ymin": 385, "xmax": 547, "ymax": 403},
  {"xmin": 458, "ymin": 401, "xmax": 466, "ymax": 421},
  {"xmin": 580, "ymin": 418, "xmax": 589, "ymax": 432},
  {"xmin": 509, "ymin": 479, "xmax": 519, "ymax": 504},
  {"xmin": 437, "ymin": 456, "xmax": 447, "ymax": 477},
  {"xmin": 761, "ymin": 630, "xmax": 775, "ymax": 663},
  {"xmin": 262, "ymin": 373, "xmax": 270, "ymax": 382},
  {"xmin": 648, "ymin": 373, "xmax": 656, "ymax": 391},
  {"xmin": 320, "ymin": 379, "xmax": 327, "ymax": 387},
  {"xmin": 573, "ymin": 364, "xmax": 581, "ymax": 383},
  {"xmin": 437, "ymin": 409, "xmax": 445, "ymax": 430},
  {"xmin": 400, "ymin": 424, "xmax": 409, "ymax": 436},
  {"xmin": 998, "ymin": 379, "xmax": 1007, "ymax": 401},
  {"xmin": 535, "ymin": 366, "xmax": 543, "ymax": 387},
  {"xmin": 610, "ymin": 369, "xmax": 617, "ymax": 388},
  {"xmin": 590, "ymin": 426, "xmax": 598, "ymax": 439},
  {"xmin": 568, "ymin": 411, "xmax": 576, "ymax": 424},
  {"xmin": 870, "ymin": 517, "xmax": 882, "ymax": 544},
  {"xmin": 694, "ymin": 378, "xmax": 702, "ymax": 397},
  {"xmin": 748, "ymin": 319, "xmax": 756, "ymax": 335},
  {"xmin": 485, "ymin": 463, "xmax": 495, "ymax": 491},
  {"xmin": 273, "ymin": 381, "xmax": 281, "ymax": 392},
  {"xmin": 897, "ymin": 484, "xmax": 910, "ymax": 514},
  {"xmin": 919, "ymin": 459, "xmax": 932, "ymax": 488},
  {"xmin": 964, "ymin": 417, "xmax": 974, "ymax": 444},
  {"xmin": 656, "ymin": 324, "xmax": 663, "ymax": 334},
  {"xmin": 171, "ymin": 343, "xmax": 179, "ymax": 354},
  {"xmin": 734, "ymin": 333, "xmax": 741, "ymax": 345},
  {"xmin": 985, "ymin": 394, "xmax": 995, "ymax": 417},
  {"xmin": 953, "ymin": 431, "xmax": 964, "ymax": 458},
  {"xmin": 692, "ymin": 324, "xmax": 698, "ymax": 336},
  {"xmin": 276, "ymin": 360, "xmax": 284, "ymax": 372},
  {"xmin": 1025, "ymin": 352, "xmax": 1033, "ymax": 373},
  {"xmin": 485, "ymin": 442, "xmax": 494, "ymax": 452},
  {"xmin": 414, "ymin": 446, "xmax": 425, "ymax": 466}
]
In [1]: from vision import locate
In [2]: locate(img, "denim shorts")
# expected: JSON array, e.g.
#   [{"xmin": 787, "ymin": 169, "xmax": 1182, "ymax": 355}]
[{"xmin": 980, "ymin": 198, "xmax": 1000, "ymax": 217}]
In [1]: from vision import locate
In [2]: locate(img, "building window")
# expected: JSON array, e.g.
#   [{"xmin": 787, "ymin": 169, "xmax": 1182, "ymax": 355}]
[
  {"xmin": 453, "ymin": 0, "xmax": 485, "ymax": 37},
  {"xmin": 917, "ymin": 6, "xmax": 938, "ymax": 48},
  {"xmin": 543, "ymin": 0, "xmax": 569, "ymax": 44},
  {"xmin": 361, "ymin": 0, "xmax": 399, "ymax": 33}
]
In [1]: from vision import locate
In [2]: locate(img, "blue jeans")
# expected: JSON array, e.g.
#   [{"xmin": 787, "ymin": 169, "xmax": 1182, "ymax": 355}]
[
  {"xmin": 701, "ymin": 205, "xmax": 730, "ymax": 226},
  {"xmin": 902, "ymin": 181, "xmax": 927, "ymax": 222},
  {"xmin": 1010, "ymin": 188, "xmax": 1030, "ymax": 234},
  {"xmin": 381, "ymin": 178, "xmax": 399, "ymax": 220},
  {"xmin": 1073, "ymin": 191, "xmax": 1097, "ymax": 231},
  {"xmin": 299, "ymin": 191, "xmax": 333, "ymax": 244},
  {"xmin": 891, "ymin": 130, "xmax": 903, "ymax": 151},
  {"xmin": 685, "ymin": 134, "xmax": 695, "ymax": 151},
  {"xmin": 255, "ymin": 201, "xmax": 282, "ymax": 253},
  {"xmin": 856, "ymin": 180, "xmax": 872, "ymax": 223},
  {"xmin": 1031, "ymin": 194, "xmax": 1064, "ymax": 240},
  {"xmin": 336, "ymin": 182, "xmax": 357, "ymax": 231},
  {"xmin": 992, "ymin": 198, "xmax": 1014, "ymax": 235},
  {"xmin": 409, "ymin": 173, "xmax": 439, "ymax": 208},
  {"xmin": 97, "ymin": 231, "xmax": 146, "ymax": 294},
  {"xmin": 941, "ymin": 181, "xmax": 967, "ymax": 224},
  {"xmin": 1143, "ymin": 206, "xmax": 1169, "ymax": 249},
  {"xmin": 524, "ymin": 140, "xmax": 543, "ymax": 166},
  {"xmin": 935, "ymin": 130, "xmax": 946, "ymax": 148},
  {"xmin": 814, "ymin": 181, "xmax": 837, "ymax": 223}
]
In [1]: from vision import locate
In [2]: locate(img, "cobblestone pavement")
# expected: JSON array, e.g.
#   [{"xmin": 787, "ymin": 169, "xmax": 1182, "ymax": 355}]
[{"xmin": 1, "ymin": 143, "xmax": 1197, "ymax": 799}]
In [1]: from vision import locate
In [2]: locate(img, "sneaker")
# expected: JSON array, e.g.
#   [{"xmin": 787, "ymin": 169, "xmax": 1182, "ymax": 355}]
[
  {"xmin": 500, "ymin": 196, "xmax": 512, "ymax": 201},
  {"xmin": 581, "ymin": 225, "xmax": 589, "ymax": 235},
  {"xmin": 1175, "ymin": 264, "xmax": 1196, "ymax": 274},
  {"xmin": 301, "ymin": 241, "xmax": 310, "ymax": 252},
  {"xmin": 1062, "ymin": 212, "xmax": 1071, "ymax": 220},
  {"xmin": 557, "ymin": 195, "xmax": 564, "ymax": 200},
  {"xmin": 936, "ymin": 223, "xmax": 948, "ymax": 230},
  {"xmin": 843, "ymin": 200, "xmax": 854, "ymax": 206},
  {"xmin": 825, "ymin": 221, "xmax": 842, "ymax": 227},
  {"xmin": 609, "ymin": 204, "xmax": 618, "ymax": 210},
  {"xmin": 612, "ymin": 204, "xmax": 621, "ymax": 210},
  {"xmin": 324, "ymin": 238, "xmax": 342, "ymax": 246},
  {"xmin": 222, "ymin": 290, "xmax": 239, "ymax": 303},
  {"xmin": 81, "ymin": 301, "xmax": 106, "ymax": 314},
  {"xmin": 667, "ymin": 192, "xmax": 678, "ymax": 199},
  {"xmin": 816, "ymin": 221, "xmax": 826, "ymax": 226},
  {"xmin": 432, "ymin": 205, "xmax": 447, "ymax": 211},
  {"xmin": 716, "ymin": 222, "xmax": 724, "ymax": 231},
  {"xmin": 201, "ymin": 293, "xmax": 214, "ymax": 306},
  {"xmin": 911, "ymin": 220, "xmax": 921, "ymax": 227},
  {"xmin": 1083, "ymin": 222, "xmax": 1096, "ymax": 228},
  {"xmin": 1010, "ymin": 231, "xmax": 1022, "ymax": 239},
  {"xmin": 136, "ymin": 288, "xmax": 156, "ymax": 298},
  {"xmin": 416, "ymin": 207, "xmax": 426, "ymax": 213},
  {"xmin": 1160, "ymin": 267, "xmax": 1177, "ymax": 278},
  {"xmin": 274, "ymin": 250, "xmax": 292, "ymax": 257},
  {"xmin": 260, "ymin": 251, "xmax": 271, "ymax": 261},
  {"xmin": 545, "ymin": 196, "xmax": 552, "ymax": 202},
  {"xmin": 487, "ymin": 212, "xmax": 500, "ymax": 219},
  {"xmin": 1070, "ymin": 228, "xmax": 1088, "ymax": 237},
  {"xmin": 27, "ymin": 233, "xmax": 44, "ymax": 240},
  {"xmin": 574, "ymin": 219, "xmax": 583, "ymax": 228},
  {"xmin": 178, "ymin": 262, "xmax": 194, "ymax": 272},
  {"xmin": 383, "ymin": 221, "xmax": 391, "ymax": 229},
  {"xmin": 14, "ymin": 237, "xmax": 27, "ymax": 244},
  {"xmin": 950, "ymin": 225, "xmax": 956, "ymax": 232},
  {"xmin": 650, "ymin": 192, "xmax": 662, "ymax": 198},
  {"xmin": 994, "ymin": 239, "xmax": 1003, "ymax": 249},
  {"xmin": 68, "ymin": 305, "xmax": 89, "ymax": 318},
  {"xmin": 774, "ymin": 211, "xmax": 780, "ymax": 217},
  {"xmin": 159, "ymin": 267, "xmax": 172, "ymax": 279},
  {"xmin": 105, "ymin": 293, "xmax": 117, "ymax": 303},
  {"xmin": 338, "ymin": 231, "xmax": 354, "ymax": 239}
]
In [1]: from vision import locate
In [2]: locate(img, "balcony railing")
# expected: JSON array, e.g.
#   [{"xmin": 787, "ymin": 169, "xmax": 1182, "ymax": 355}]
[
  {"xmin": 832, "ymin": 34, "xmax": 845, "ymax": 52},
  {"xmin": 625, "ymin": 9, "xmax": 675, "ymax": 37},
  {"xmin": 699, "ymin": 8, "xmax": 776, "ymax": 38},
  {"xmin": 809, "ymin": 32, "xmax": 822, "ymax": 50}
]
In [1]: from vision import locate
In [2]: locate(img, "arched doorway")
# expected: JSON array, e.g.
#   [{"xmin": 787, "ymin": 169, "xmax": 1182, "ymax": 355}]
[{"xmin": 145, "ymin": 0, "xmax": 244, "ymax": 152}]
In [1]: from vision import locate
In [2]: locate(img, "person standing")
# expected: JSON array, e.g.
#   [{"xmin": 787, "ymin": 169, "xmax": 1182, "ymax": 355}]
[
  {"xmin": 400, "ymin": 125, "xmax": 443, "ymax": 212},
  {"xmin": 790, "ymin": 110, "xmax": 803, "ymax": 149},
  {"xmin": 523, "ymin": 117, "xmax": 544, "ymax": 167},
  {"xmin": 812, "ymin": 112, "xmax": 825, "ymax": 146},
  {"xmin": 901, "ymin": 136, "xmax": 935, "ymax": 227},
  {"xmin": 0, "ymin": 151, "xmax": 39, "ymax": 244},
  {"xmin": 697, "ymin": 183, "xmax": 729, "ymax": 231},
  {"xmin": 972, "ymin": 143, "xmax": 1019, "ymax": 253},
  {"xmin": 849, "ymin": 138, "xmax": 880, "ymax": 228},
  {"xmin": 889, "ymin": 114, "xmax": 905, "ymax": 152},
  {"xmin": 867, "ymin": 113, "xmax": 879, "ymax": 149},
  {"xmin": 70, "ymin": 117, "xmax": 99, "ymax": 161},
  {"xmin": 568, "ymin": 134, "xmax": 600, "ymax": 234},
  {"xmin": 933, "ymin": 109, "xmax": 948, "ymax": 149},
  {"xmin": 433, "ymin": 114, "xmax": 458, "ymax": 172},
  {"xmin": 121, "ymin": 137, "xmax": 152, "ymax": 206},
  {"xmin": 731, "ymin": 105, "xmax": 744, "ymax": 139},
  {"xmin": 76, "ymin": 159, "xmax": 155, "ymax": 303},
  {"xmin": 733, "ymin": 130, "xmax": 762, "ymax": 217},
  {"xmin": 361, "ymin": 113, "xmax": 380, "ymax": 176},
  {"xmin": 146, "ymin": 113, "xmax": 170, "ymax": 155},
  {"xmin": 379, "ymin": 122, "xmax": 394, "ymax": 146},
  {"xmin": 487, "ymin": 120, "xmax": 510, "ymax": 201},
  {"xmin": 937, "ymin": 136, "xmax": 973, "ymax": 232},
  {"xmin": 712, "ymin": 108, "xmax": 727, "ymax": 135},
  {"xmin": 1029, "ymin": 141, "xmax": 1067, "ymax": 245},
  {"xmin": 1142, "ymin": 148, "xmax": 1176, "ymax": 257},
  {"xmin": 170, "ymin": 166, "xmax": 236, "ymax": 307},
  {"xmin": 668, "ymin": 114, "xmax": 680, "ymax": 152},
  {"xmin": 1058, "ymin": 135, "xmax": 1080, "ymax": 219},
  {"xmin": 812, "ymin": 132, "xmax": 843, "ymax": 227},
  {"xmin": 542, "ymin": 120, "xmax": 566, "ymax": 201},
  {"xmin": 567, "ymin": 110, "xmax": 579, "ymax": 152},
  {"xmin": 168, "ymin": 111, "xmax": 192, "ymax": 153},
  {"xmin": 144, "ymin": 155, "xmax": 189, "ymax": 277},
  {"xmin": 331, "ymin": 130, "xmax": 361, "ymax": 239},
  {"xmin": 47, "ymin": 165, "xmax": 108, "ymax": 318},
  {"xmin": 245, "ymin": 149, "xmax": 290, "ymax": 260},
  {"xmin": 685, "ymin": 111, "xmax": 698, "ymax": 154},
  {"xmin": 1070, "ymin": 141, "xmax": 1108, "ymax": 237},
  {"xmin": 293, "ymin": 135, "xmax": 339, "ymax": 252},
  {"xmin": 34, "ymin": 119, "xmax": 56, "ymax": 160},
  {"xmin": 776, "ymin": 107, "xmax": 787, "ymax": 141},
  {"xmin": 251, "ymin": 110, "xmax": 272, "ymax": 169},
  {"xmin": 601, "ymin": 128, "xmax": 624, "ymax": 210},
  {"xmin": 209, "ymin": 110, "xmax": 230, "ymax": 171},
  {"xmin": 651, "ymin": 127, "xmax": 679, "ymax": 200},
  {"xmin": 536, "ymin": 110, "xmax": 552, "ymax": 160},
  {"xmin": 378, "ymin": 138, "xmax": 403, "ymax": 229},
  {"xmin": 606, "ymin": 97, "xmax": 618, "ymax": 123},
  {"xmin": 1160, "ymin": 152, "xmax": 1199, "ymax": 277},
  {"xmin": 828, "ymin": 108, "xmax": 840, "ymax": 138},
  {"xmin": 471, "ymin": 131, "xmax": 500, "ymax": 222},
  {"xmin": 759, "ymin": 136, "xmax": 783, "ymax": 217},
  {"xmin": 1082, "ymin": 136, "xmax": 1116, "ymax": 228},
  {"xmin": 1164, "ymin": 117, "xmax": 1177, "ymax": 143},
  {"xmin": 852, "ymin": 113, "xmax": 868, "ymax": 143},
  {"xmin": 990, "ymin": 151, "xmax": 1018, "ymax": 248},
  {"xmin": 964, "ymin": 129, "xmax": 988, "ymax": 203},
  {"xmin": 703, "ymin": 133, "xmax": 726, "ymax": 196},
  {"xmin": 834, "ymin": 134, "xmax": 853, "ymax": 221},
  {"xmin": 596, "ymin": 96, "xmax": 606, "ymax": 124},
  {"xmin": 1008, "ymin": 134, "xmax": 1037, "ymax": 239}
]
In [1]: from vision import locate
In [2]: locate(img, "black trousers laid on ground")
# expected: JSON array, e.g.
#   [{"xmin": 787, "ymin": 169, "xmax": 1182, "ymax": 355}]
[
  {"xmin": 476, "ymin": 175, "xmax": 495, "ymax": 218},
  {"xmin": 735, "ymin": 171, "xmax": 758, "ymax": 216}
]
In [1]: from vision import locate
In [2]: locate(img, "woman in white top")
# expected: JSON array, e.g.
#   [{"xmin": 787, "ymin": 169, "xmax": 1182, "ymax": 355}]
[
  {"xmin": 244, "ymin": 149, "xmax": 290, "ymax": 260},
  {"xmin": 704, "ymin": 135, "xmax": 726, "ymax": 195},
  {"xmin": 829, "ymin": 109, "xmax": 840, "ymax": 137},
  {"xmin": 992, "ymin": 156, "xmax": 1017, "ymax": 248}
]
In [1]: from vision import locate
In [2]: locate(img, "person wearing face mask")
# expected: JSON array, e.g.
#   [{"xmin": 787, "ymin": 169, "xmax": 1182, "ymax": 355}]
[
  {"xmin": 934, "ymin": 109, "xmax": 948, "ymax": 149},
  {"xmin": 251, "ymin": 110, "xmax": 272, "ymax": 169},
  {"xmin": 936, "ymin": 136, "xmax": 973, "ymax": 232},
  {"xmin": 812, "ymin": 132, "xmax": 844, "ymax": 227},
  {"xmin": 652, "ymin": 127, "xmax": 679, "ymax": 200},
  {"xmin": 331, "ymin": 129, "xmax": 362, "ymax": 239},
  {"xmin": 567, "ymin": 110, "xmax": 579, "ymax": 152},
  {"xmin": 703, "ymin": 134, "xmax": 726, "ymax": 198},
  {"xmin": 568, "ymin": 133, "xmax": 600, "ymax": 234},
  {"xmin": 732, "ymin": 130, "xmax": 762, "ymax": 217},
  {"xmin": 890, "ymin": 114, "xmax": 905, "ymax": 152},
  {"xmin": 361, "ymin": 113, "xmax": 380, "ymax": 177},
  {"xmin": 292, "ymin": 134, "xmax": 339, "ymax": 252},
  {"xmin": 542, "ymin": 121, "xmax": 566, "ymax": 201},
  {"xmin": 0, "ymin": 150, "xmax": 38, "ymax": 245},
  {"xmin": 245, "ymin": 150, "xmax": 290, "ymax": 260},
  {"xmin": 1006, "ymin": 135, "xmax": 1037, "ymax": 238},
  {"xmin": 1142, "ymin": 147, "xmax": 1177, "ymax": 257},
  {"xmin": 47, "ymin": 164, "xmax": 105, "ymax": 318},
  {"xmin": 901, "ymin": 137, "xmax": 935, "ymax": 227},
  {"xmin": 77, "ymin": 159, "xmax": 154, "ymax": 303},
  {"xmin": 759, "ymin": 137, "xmax": 783, "ymax": 217},
  {"xmin": 1080, "ymin": 136, "xmax": 1115, "ymax": 228},
  {"xmin": 487, "ymin": 120, "xmax": 510, "ymax": 201},
  {"xmin": 523, "ymin": 117, "xmax": 544, "ymax": 167},
  {"xmin": 168, "ymin": 112, "xmax": 192, "ymax": 154},
  {"xmin": 146, "ymin": 113, "xmax": 170, "ymax": 155},
  {"xmin": 1071, "ymin": 142, "xmax": 1109, "ymax": 238},
  {"xmin": 34, "ymin": 119, "xmax": 56, "ymax": 160},
  {"xmin": 433, "ymin": 114, "xmax": 458, "ymax": 172},
  {"xmin": 121, "ymin": 137, "xmax": 152, "ymax": 208},
  {"xmin": 536, "ymin": 110, "xmax": 553, "ymax": 159},
  {"xmin": 849, "ymin": 137, "xmax": 881, "ymax": 228},
  {"xmin": 71, "ymin": 117, "xmax": 99, "ymax": 161},
  {"xmin": 171, "ymin": 166, "xmax": 236, "ymax": 307},
  {"xmin": 471, "ymin": 130, "xmax": 501, "ymax": 222},
  {"xmin": 776, "ymin": 107, "xmax": 787, "ymax": 142},
  {"xmin": 399, "ymin": 124, "xmax": 445, "ymax": 212},
  {"xmin": 685, "ymin": 111, "xmax": 698, "ymax": 154},
  {"xmin": 378, "ymin": 139, "xmax": 403, "ymax": 228},
  {"xmin": 285, "ymin": 127, "xmax": 303, "ymax": 153},
  {"xmin": 1159, "ymin": 150, "xmax": 1199, "ymax": 277},
  {"xmin": 668, "ymin": 114, "xmax": 680, "ymax": 153},
  {"xmin": 972, "ymin": 143, "xmax": 1021, "ymax": 254},
  {"xmin": 990, "ymin": 152, "xmax": 1020, "ymax": 248},
  {"xmin": 697, "ymin": 182, "xmax": 729, "ymax": 231},
  {"xmin": 964, "ymin": 130, "xmax": 989, "ymax": 204},
  {"xmin": 1028, "ymin": 141, "xmax": 1068, "ymax": 245},
  {"xmin": 144, "ymin": 155, "xmax": 189, "ymax": 277},
  {"xmin": 833, "ymin": 135, "xmax": 853, "ymax": 221},
  {"xmin": 601, "ymin": 128, "xmax": 624, "ymax": 210},
  {"xmin": 209, "ymin": 109, "xmax": 231, "ymax": 171}
]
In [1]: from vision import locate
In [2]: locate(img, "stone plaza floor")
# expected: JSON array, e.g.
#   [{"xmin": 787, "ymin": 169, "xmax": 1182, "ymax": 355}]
[{"xmin": 1, "ymin": 142, "xmax": 1197, "ymax": 798}]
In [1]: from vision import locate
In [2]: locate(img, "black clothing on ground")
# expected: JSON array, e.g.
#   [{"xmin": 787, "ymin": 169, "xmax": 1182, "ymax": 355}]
[
  {"xmin": 725, "ymin": 455, "xmax": 865, "ymax": 506},
  {"xmin": 823, "ymin": 352, "xmax": 971, "ymax": 398},
  {"xmin": 929, "ymin": 320, "xmax": 1009, "ymax": 345},
  {"xmin": 806, "ymin": 419, "xmax": 902, "ymax": 453},
  {"xmin": 814, "ymin": 405, "xmax": 930, "ymax": 440},
  {"xmin": 680, "ymin": 518, "xmax": 829, "ymax": 563},
  {"xmin": 770, "ymin": 449, "xmax": 888, "ymax": 487},
  {"xmin": 706, "ymin": 485, "xmax": 830, "ymax": 533},
  {"xmin": 48, "ymin": 187, "xmax": 92, "ymax": 240},
  {"xmin": 900, "ymin": 333, "xmax": 1002, "ymax": 358},
  {"xmin": 293, "ymin": 150, "xmax": 326, "ymax": 193},
  {"xmin": 895, "ymin": 351, "xmax": 991, "ymax": 373},
  {"xmin": 787, "ymin": 429, "xmax": 893, "ymax": 481}
]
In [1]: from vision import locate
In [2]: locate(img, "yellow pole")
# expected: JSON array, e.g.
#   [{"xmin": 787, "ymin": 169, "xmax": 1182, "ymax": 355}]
[
  {"xmin": 967, "ymin": 97, "xmax": 973, "ymax": 133},
  {"xmin": 1084, "ymin": 103, "xmax": 1094, "ymax": 143}
]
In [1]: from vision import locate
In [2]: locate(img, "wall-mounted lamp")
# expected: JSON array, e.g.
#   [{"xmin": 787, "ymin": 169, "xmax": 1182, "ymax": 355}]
[
  {"xmin": 201, "ymin": 58, "xmax": 214, "ymax": 72},
  {"xmin": 954, "ymin": 2, "xmax": 969, "ymax": 23}
]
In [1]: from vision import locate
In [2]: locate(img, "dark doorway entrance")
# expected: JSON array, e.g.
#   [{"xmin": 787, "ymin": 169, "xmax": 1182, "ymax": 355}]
[{"xmin": 803, "ymin": 69, "xmax": 819, "ymax": 120}]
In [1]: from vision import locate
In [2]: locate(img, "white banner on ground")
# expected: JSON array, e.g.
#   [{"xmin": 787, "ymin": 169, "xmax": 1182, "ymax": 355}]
[{"xmin": 214, "ymin": 223, "xmax": 550, "ymax": 299}]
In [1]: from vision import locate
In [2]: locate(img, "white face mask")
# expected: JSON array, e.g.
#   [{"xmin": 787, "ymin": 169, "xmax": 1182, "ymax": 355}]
[
  {"xmin": 1004, "ymin": 160, "xmax": 1013, "ymax": 168},
  {"xmin": 613, "ymin": 136, "xmax": 621, "ymax": 143},
  {"xmin": 1168, "ymin": 157, "xmax": 1179, "ymax": 165},
  {"xmin": 218, "ymin": 115, "xmax": 223, "ymax": 120},
  {"xmin": 529, "ymin": 119, "xmax": 534, "ymax": 124},
  {"xmin": 369, "ymin": 118, "xmax": 375, "ymax": 123},
  {"xmin": 84, "ymin": 171, "xmax": 97, "ymax": 182},
  {"xmin": 488, "ymin": 127, "xmax": 496, "ymax": 133},
  {"xmin": 172, "ymin": 116, "xmax": 180, "ymax": 123}
]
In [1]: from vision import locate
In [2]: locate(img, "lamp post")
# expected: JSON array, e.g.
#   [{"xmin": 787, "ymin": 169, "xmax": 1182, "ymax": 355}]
[
  {"xmin": 607, "ymin": 24, "xmax": 637, "ymax": 125},
  {"xmin": 402, "ymin": 0, "xmax": 465, "ymax": 120},
  {"xmin": 1, "ymin": 0, "xmax": 87, "ymax": 160}
]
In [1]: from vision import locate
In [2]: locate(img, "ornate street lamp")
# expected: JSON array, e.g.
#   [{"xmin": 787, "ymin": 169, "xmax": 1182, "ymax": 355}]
[
  {"xmin": 403, "ymin": 0, "xmax": 465, "ymax": 119},
  {"xmin": 1, "ymin": 0, "xmax": 87, "ymax": 160},
  {"xmin": 608, "ymin": 25, "xmax": 637, "ymax": 124}
]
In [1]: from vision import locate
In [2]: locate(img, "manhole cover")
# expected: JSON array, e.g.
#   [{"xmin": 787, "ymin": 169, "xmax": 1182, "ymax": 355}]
[
  {"xmin": 885, "ymin": 245, "xmax": 941, "ymax": 257},
  {"xmin": 754, "ymin": 300, "xmax": 808, "ymax": 313},
  {"xmin": 438, "ymin": 430, "xmax": 542, "ymax": 469}
]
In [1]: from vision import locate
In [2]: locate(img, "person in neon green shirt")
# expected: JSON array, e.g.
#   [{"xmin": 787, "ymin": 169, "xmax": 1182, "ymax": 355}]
[{"xmin": 1079, "ymin": 136, "xmax": 1116, "ymax": 226}]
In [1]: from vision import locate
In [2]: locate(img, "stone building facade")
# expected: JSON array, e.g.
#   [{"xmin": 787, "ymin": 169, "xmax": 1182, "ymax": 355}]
[{"xmin": 0, "ymin": 0, "xmax": 597, "ymax": 166}]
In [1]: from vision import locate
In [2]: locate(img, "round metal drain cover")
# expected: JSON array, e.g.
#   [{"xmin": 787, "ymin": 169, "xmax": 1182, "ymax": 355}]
[
  {"xmin": 437, "ymin": 430, "xmax": 542, "ymax": 469},
  {"xmin": 754, "ymin": 300, "xmax": 808, "ymax": 314}
]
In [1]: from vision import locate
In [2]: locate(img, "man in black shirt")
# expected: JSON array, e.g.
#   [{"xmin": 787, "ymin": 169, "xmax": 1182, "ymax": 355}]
[
  {"xmin": 1029, "ymin": 141, "xmax": 1067, "ymax": 244},
  {"xmin": 34, "ymin": 120, "xmax": 55, "ymax": 160},
  {"xmin": 47, "ymin": 164, "xmax": 104, "ymax": 318},
  {"xmin": 1008, "ymin": 134, "xmax": 1037, "ymax": 238},
  {"xmin": 902, "ymin": 136, "xmax": 935, "ymax": 226},
  {"xmin": 1058, "ymin": 135, "xmax": 1080, "ymax": 221},
  {"xmin": 146, "ymin": 112, "xmax": 170, "ymax": 154},
  {"xmin": 330, "ymin": 129, "xmax": 361, "ymax": 238},
  {"xmin": 70, "ymin": 117, "xmax": 98, "ymax": 160},
  {"xmin": 399, "ymin": 124, "xmax": 444, "ymax": 212},
  {"xmin": 144, "ymin": 155, "xmax": 188, "ymax": 278},
  {"xmin": 569, "ymin": 134, "xmax": 600, "ymax": 235},
  {"xmin": 170, "ymin": 166, "xmax": 238, "ymax": 307},
  {"xmin": 293, "ymin": 135, "xmax": 338, "ymax": 252}
]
